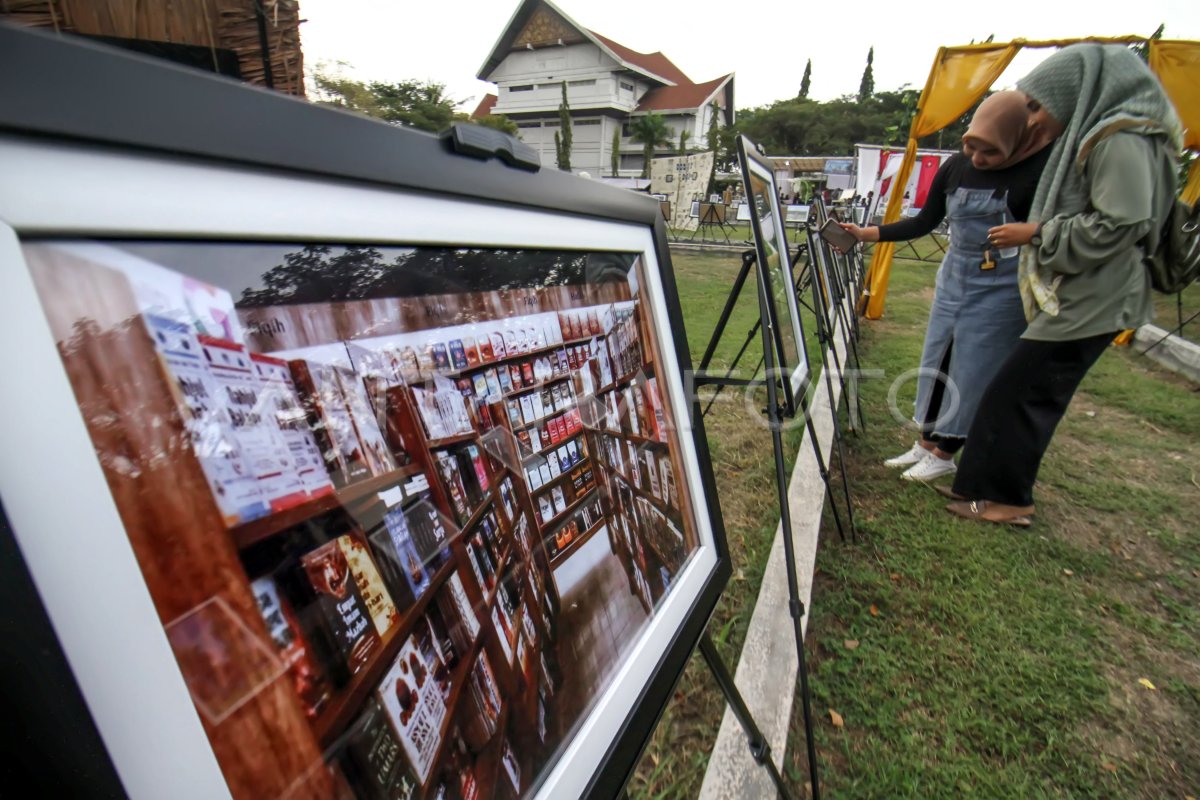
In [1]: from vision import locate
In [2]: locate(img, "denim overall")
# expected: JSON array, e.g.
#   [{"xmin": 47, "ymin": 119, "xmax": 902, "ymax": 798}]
[{"xmin": 913, "ymin": 186, "xmax": 1027, "ymax": 438}]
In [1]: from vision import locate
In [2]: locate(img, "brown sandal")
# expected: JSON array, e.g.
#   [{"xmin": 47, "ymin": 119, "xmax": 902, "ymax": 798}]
[
  {"xmin": 946, "ymin": 500, "xmax": 1034, "ymax": 528},
  {"xmin": 933, "ymin": 485, "xmax": 965, "ymax": 501}
]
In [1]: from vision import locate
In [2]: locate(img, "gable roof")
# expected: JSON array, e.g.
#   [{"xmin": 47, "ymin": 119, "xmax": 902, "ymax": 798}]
[
  {"xmin": 471, "ymin": 93, "xmax": 498, "ymax": 119},
  {"xmin": 586, "ymin": 30, "xmax": 690, "ymax": 87},
  {"xmin": 477, "ymin": 0, "xmax": 684, "ymax": 86},
  {"xmin": 636, "ymin": 73, "xmax": 732, "ymax": 114}
]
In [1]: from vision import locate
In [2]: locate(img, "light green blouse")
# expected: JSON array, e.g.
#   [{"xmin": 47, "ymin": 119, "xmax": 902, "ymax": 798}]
[{"xmin": 1024, "ymin": 131, "xmax": 1176, "ymax": 342}]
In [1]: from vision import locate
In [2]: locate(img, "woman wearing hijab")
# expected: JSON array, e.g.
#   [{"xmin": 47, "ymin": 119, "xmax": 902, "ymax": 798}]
[
  {"xmin": 944, "ymin": 44, "xmax": 1182, "ymax": 526},
  {"xmin": 838, "ymin": 91, "xmax": 1057, "ymax": 482}
]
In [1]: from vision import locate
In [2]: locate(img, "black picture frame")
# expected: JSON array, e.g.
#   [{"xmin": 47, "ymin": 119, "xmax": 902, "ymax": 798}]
[
  {"xmin": 734, "ymin": 135, "xmax": 811, "ymax": 416},
  {"xmin": 0, "ymin": 24, "xmax": 730, "ymax": 800}
]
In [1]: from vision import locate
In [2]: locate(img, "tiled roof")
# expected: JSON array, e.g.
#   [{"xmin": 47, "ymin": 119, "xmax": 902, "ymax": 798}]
[
  {"xmin": 471, "ymin": 93, "xmax": 498, "ymax": 119},
  {"xmin": 636, "ymin": 74, "xmax": 730, "ymax": 113},
  {"xmin": 588, "ymin": 29, "xmax": 691, "ymax": 86}
]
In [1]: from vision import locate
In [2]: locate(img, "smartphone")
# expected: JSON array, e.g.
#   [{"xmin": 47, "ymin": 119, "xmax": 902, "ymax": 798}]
[{"xmin": 819, "ymin": 218, "xmax": 858, "ymax": 252}]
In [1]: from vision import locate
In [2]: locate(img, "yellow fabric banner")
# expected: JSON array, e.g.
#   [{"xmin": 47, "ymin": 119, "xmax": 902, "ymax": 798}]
[
  {"xmin": 864, "ymin": 36, "xmax": 1200, "ymax": 319},
  {"xmin": 1150, "ymin": 40, "xmax": 1200, "ymax": 150},
  {"xmin": 864, "ymin": 45, "xmax": 1018, "ymax": 318},
  {"xmin": 1150, "ymin": 41, "xmax": 1200, "ymax": 204}
]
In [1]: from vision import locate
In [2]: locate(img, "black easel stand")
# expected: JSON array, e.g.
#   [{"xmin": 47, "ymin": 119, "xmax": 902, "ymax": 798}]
[
  {"xmin": 690, "ymin": 249, "xmax": 833, "ymax": 799},
  {"xmin": 794, "ymin": 256, "xmax": 858, "ymax": 544},
  {"xmin": 747, "ymin": 254, "xmax": 822, "ymax": 800},
  {"xmin": 697, "ymin": 632, "xmax": 792, "ymax": 799},
  {"xmin": 804, "ymin": 230, "xmax": 866, "ymax": 436},
  {"xmin": 694, "ymin": 252, "xmax": 849, "ymax": 543}
]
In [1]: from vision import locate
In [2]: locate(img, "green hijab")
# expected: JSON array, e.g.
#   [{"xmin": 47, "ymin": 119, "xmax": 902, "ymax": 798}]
[{"xmin": 1015, "ymin": 44, "xmax": 1183, "ymax": 320}]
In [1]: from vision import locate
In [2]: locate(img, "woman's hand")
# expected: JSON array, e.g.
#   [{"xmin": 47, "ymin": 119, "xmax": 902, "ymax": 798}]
[
  {"xmin": 986, "ymin": 222, "xmax": 1038, "ymax": 248},
  {"xmin": 838, "ymin": 223, "xmax": 878, "ymax": 243}
]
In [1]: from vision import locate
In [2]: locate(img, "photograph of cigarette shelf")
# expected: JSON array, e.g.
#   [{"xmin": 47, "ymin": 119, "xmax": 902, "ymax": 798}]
[
  {"xmin": 576, "ymin": 302, "xmax": 688, "ymax": 616},
  {"xmin": 380, "ymin": 364, "xmax": 564, "ymax": 797}
]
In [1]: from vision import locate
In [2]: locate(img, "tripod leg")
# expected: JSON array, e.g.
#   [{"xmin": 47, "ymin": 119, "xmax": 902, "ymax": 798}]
[
  {"xmin": 804, "ymin": 411, "xmax": 846, "ymax": 543},
  {"xmin": 698, "ymin": 633, "xmax": 793, "ymax": 799}
]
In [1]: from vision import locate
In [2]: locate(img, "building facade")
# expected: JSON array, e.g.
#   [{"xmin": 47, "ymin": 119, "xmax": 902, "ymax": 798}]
[{"xmin": 472, "ymin": 0, "xmax": 734, "ymax": 177}]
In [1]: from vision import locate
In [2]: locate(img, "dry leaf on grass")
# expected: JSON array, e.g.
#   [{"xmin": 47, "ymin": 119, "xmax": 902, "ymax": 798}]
[
  {"xmin": 1101, "ymin": 762, "xmax": 1118, "ymax": 774},
  {"xmin": 869, "ymin": 604, "xmax": 880, "ymax": 617},
  {"xmin": 844, "ymin": 639, "xmax": 860, "ymax": 650},
  {"xmin": 828, "ymin": 709, "xmax": 844, "ymax": 728},
  {"xmin": 889, "ymin": 573, "xmax": 901, "ymax": 582},
  {"xmin": 1138, "ymin": 678, "xmax": 1157, "ymax": 691},
  {"xmin": 1063, "ymin": 569, "xmax": 1075, "ymax": 576}
]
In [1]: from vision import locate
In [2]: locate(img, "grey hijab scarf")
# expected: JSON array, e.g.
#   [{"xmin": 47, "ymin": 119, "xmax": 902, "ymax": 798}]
[{"xmin": 1015, "ymin": 44, "xmax": 1183, "ymax": 319}]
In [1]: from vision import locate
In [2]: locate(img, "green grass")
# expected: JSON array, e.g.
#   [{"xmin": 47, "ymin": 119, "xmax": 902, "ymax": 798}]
[
  {"xmin": 628, "ymin": 239, "xmax": 1200, "ymax": 799},
  {"xmin": 783, "ymin": 252, "xmax": 1200, "ymax": 799}
]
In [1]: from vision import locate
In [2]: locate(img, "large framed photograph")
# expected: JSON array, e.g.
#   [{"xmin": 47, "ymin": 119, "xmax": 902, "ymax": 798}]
[
  {"xmin": 735, "ymin": 135, "xmax": 811, "ymax": 414},
  {"xmin": 0, "ymin": 26, "xmax": 728, "ymax": 800}
]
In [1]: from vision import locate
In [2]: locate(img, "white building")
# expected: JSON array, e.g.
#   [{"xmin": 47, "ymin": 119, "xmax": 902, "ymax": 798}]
[{"xmin": 472, "ymin": 0, "xmax": 734, "ymax": 177}]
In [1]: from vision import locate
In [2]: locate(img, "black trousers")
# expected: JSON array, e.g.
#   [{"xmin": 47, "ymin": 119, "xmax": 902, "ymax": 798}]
[
  {"xmin": 952, "ymin": 331, "xmax": 1117, "ymax": 507},
  {"xmin": 921, "ymin": 341, "xmax": 965, "ymax": 455}
]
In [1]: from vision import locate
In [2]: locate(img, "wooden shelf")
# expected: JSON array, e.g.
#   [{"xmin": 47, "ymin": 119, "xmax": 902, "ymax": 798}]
[
  {"xmin": 512, "ymin": 401, "xmax": 577, "ymax": 433},
  {"xmin": 231, "ymin": 462, "xmax": 426, "ymax": 549},
  {"xmin": 417, "ymin": 335, "xmax": 599, "ymax": 380},
  {"xmin": 611, "ymin": 469, "xmax": 676, "ymax": 518},
  {"xmin": 621, "ymin": 430, "xmax": 668, "ymax": 447},
  {"xmin": 427, "ymin": 430, "xmax": 479, "ymax": 449},
  {"xmin": 529, "ymin": 464, "xmax": 591, "ymax": 499},
  {"xmin": 471, "ymin": 704, "xmax": 515, "ymax": 799},
  {"xmin": 536, "ymin": 486, "xmax": 597, "ymax": 533},
  {"xmin": 503, "ymin": 373, "xmax": 572, "ymax": 399},
  {"xmin": 548, "ymin": 518, "xmax": 606, "ymax": 566},
  {"xmin": 453, "ymin": 484, "xmax": 499, "ymax": 537},
  {"xmin": 418, "ymin": 634, "xmax": 490, "ymax": 795},
  {"xmin": 521, "ymin": 430, "xmax": 586, "ymax": 464},
  {"xmin": 592, "ymin": 366, "xmax": 643, "ymax": 395},
  {"xmin": 313, "ymin": 557, "xmax": 458, "ymax": 746}
]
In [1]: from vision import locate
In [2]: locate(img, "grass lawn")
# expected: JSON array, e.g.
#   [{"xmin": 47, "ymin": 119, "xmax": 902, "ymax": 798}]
[{"xmin": 629, "ymin": 240, "xmax": 1200, "ymax": 799}]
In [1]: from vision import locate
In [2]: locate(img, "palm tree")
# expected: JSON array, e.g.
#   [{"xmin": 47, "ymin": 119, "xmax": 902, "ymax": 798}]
[{"xmin": 629, "ymin": 113, "xmax": 672, "ymax": 178}]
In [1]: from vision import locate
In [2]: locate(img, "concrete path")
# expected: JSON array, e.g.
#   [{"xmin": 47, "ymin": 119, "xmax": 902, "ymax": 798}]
[{"xmin": 699, "ymin": 335, "xmax": 848, "ymax": 799}]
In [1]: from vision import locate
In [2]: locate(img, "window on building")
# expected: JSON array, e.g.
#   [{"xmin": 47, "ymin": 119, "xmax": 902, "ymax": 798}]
[
  {"xmin": 569, "ymin": 79, "xmax": 596, "ymax": 87},
  {"xmin": 516, "ymin": 122, "xmax": 540, "ymax": 129},
  {"xmin": 508, "ymin": 84, "xmax": 534, "ymax": 92},
  {"xmin": 621, "ymin": 123, "xmax": 633, "ymax": 137},
  {"xmin": 620, "ymin": 81, "xmax": 635, "ymax": 93},
  {"xmin": 575, "ymin": 119, "xmax": 600, "ymax": 126}
]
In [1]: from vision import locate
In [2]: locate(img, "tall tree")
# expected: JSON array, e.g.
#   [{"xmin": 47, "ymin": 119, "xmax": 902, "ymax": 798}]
[
  {"xmin": 858, "ymin": 47, "xmax": 875, "ymax": 103},
  {"xmin": 629, "ymin": 113, "xmax": 672, "ymax": 178},
  {"xmin": 678, "ymin": 128, "xmax": 690, "ymax": 154},
  {"xmin": 799, "ymin": 59, "xmax": 812, "ymax": 99},
  {"xmin": 310, "ymin": 63, "xmax": 464, "ymax": 133},
  {"xmin": 611, "ymin": 126, "xmax": 621, "ymax": 177},
  {"xmin": 705, "ymin": 101, "xmax": 721, "ymax": 194},
  {"xmin": 554, "ymin": 81, "xmax": 573, "ymax": 171}
]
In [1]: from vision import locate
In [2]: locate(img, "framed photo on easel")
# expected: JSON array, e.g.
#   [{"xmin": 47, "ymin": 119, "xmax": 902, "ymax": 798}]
[
  {"xmin": 735, "ymin": 135, "xmax": 812, "ymax": 417},
  {"xmin": 0, "ymin": 24, "xmax": 731, "ymax": 800}
]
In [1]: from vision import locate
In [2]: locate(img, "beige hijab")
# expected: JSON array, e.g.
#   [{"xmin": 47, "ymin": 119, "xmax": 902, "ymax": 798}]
[{"xmin": 962, "ymin": 90, "xmax": 1059, "ymax": 170}]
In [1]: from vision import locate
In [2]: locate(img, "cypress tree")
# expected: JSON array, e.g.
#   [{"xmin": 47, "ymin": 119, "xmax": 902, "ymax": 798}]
[
  {"xmin": 858, "ymin": 47, "xmax": 875, "ymax": 103},
  {"xmin": 555, "ymin": 81, "xmax": 572, "ymax": 171}
]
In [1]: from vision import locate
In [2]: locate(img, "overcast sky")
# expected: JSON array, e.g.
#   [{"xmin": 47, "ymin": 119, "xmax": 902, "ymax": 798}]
[{"xmin": 299, "ymin": 0, "xmax": 1200, "ymax": 112}]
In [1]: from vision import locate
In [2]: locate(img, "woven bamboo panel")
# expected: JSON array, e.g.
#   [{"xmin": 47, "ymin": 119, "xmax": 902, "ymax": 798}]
[{"xmin": 0, "ymin": 0, "xmax": 305, "ymax": 97}]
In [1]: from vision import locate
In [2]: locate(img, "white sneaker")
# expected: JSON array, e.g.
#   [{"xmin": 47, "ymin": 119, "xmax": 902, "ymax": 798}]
[
  {"xmin": 901, "ymin": 452, "xmax": 958, "ymax": 482},
  {"xmin": 884, "ymin": 442, "xmax": 929, "ymax": 468}
]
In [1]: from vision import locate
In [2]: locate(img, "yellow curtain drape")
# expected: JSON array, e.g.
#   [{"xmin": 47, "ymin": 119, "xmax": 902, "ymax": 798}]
[
  {"xmin": 1151, "ymin": 40, "xmax": 1200, "ymax": 204},
  {"xmin": 864, "ymin": 44, "xmax": 1019, "ymax": 319}
]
